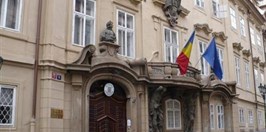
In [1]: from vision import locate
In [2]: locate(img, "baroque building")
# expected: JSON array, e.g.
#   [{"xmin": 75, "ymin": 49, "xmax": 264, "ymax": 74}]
[{"xmin": 0, "ymin": 0, "xmax": 266, "ymax": 132}]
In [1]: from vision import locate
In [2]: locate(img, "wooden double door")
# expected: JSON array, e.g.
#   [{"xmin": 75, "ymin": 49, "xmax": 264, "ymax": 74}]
[{"xmin": 89, "ymin": 81, "xmax": 127, "ymax": 132}]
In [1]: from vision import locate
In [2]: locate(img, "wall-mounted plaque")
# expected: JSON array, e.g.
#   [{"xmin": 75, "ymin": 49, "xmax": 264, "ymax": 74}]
[
  {"xmin": 104, "ymin": 83, "xmax": 114, "ymax": 97},
  {"xmin": 51, "ymin": 108, "xmax": 63, "ymax": 119}
]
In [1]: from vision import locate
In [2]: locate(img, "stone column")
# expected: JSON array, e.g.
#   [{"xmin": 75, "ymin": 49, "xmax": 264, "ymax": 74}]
[
  {"xmin": 201, "ymin": 93, "xmax": 210, "ymax": 132},
  {"xmin": 70, "ymin": 74, "xmax": 83, "ymax": 132}
]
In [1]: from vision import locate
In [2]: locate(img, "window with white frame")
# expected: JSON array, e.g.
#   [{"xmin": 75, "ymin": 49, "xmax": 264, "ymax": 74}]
[
  {"xmin": 0, "ymin": 0, "xmax": 22, "ymax": 30},
  {"xmin": 258, "ymin": 111, "xmax": 263, "ymax": 126},
  {"xmin": 239, "ymin": 17, "xmax": 246, "ymax": 37},
  {"xmin": 235, "ymin": 57, "xmax": 240, "ymax": 86},
  {"xmin": 248, "ymin": 110, "xmax": 253, "ymax": 124},
  {"xmin": 195, "ymin": 0, "xmax": 204, "ymax": 8},
  {"xmin": 210, "ymin": 104, "xmax": 215, "ymax": 129},
  {"xmin": 73, "ymin": 0, "xmax": 95, "ymax": 46},
  {"xmin": 212, "ymin": 0, "xmax": 219, "ymax": 17},
  {"xmin": 229, "ymin": 7, "xmax": 237, "ymax": 29},
  {"xmin": 250, "ymin": 28, "xmax": 255, "ymax": 45},
  {"xmin": 239, "ymin": 108, "xmax": 245, "ymax": 123},
  {"xmin": 166, "ymin": 99, "xmax": 181, "ymax": 130},
  {"xmin": 217, "ymin": 105, "xmax": 224, "ymax": 129},
  {"xmin": 164, "ymin": 28, "xmax": 179, "ymax": 63},
  {"xmin": 117, "ymin": 10, "xmax": 135, "ymax": 58},
  {"xmin": 245, "ymin": 62, "xmax": 250, "ymax": 89},
  {"xmin": 257, "ymin": 34, "xmax": 261, "ymax": 46},
  {"xmin": 0, "ymin": 85, "xmax": 16, "ymax": 126},
  {"xmin": 261, "ymin": 72, "xmax": 264, "ymax": 85},
  {"xmin": 254, "ymin": 69, "xmax": 259, "ymax": 89},
  {"xmin": 218, "ymin": 47, "xmax": 224, "ymax": 74},
  {"xmin": 199, "ymin": 41, "xmax": 209, "ymax": 75}
]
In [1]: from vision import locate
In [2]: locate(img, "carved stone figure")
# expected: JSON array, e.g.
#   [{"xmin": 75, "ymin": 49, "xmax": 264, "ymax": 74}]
[
  {"xmin": 149, "ymin": 86, "xmax": 166, "ymax": 132},
  {"xmin": 163, "ymin": 0, "xmax": 182, "ymax": 27},
  {"xmin": 100, "ymin": 21, "xmax": 116, "ymax": 43},
  {"xmin": 183, "ymin": 92, "xmax": 198, "ymax": 132}
]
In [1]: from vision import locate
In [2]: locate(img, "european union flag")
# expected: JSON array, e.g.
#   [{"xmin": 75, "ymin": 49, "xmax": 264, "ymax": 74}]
[{"xmin": 202, "ymin": 38, "xmax": 223, "ymax": 80}]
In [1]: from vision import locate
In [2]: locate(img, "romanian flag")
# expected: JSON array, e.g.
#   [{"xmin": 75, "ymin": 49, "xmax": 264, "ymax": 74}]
[{"xmin": 176, "ymin": 31, "xmax": 195, "ymax": 75}]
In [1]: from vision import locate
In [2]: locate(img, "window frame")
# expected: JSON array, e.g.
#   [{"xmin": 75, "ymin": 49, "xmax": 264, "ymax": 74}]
[
  {"xmin": 116, "ymin": 9, "xmax": 135, "ymax": 58},
  {"xmin": 0, "ymin": 85, "xmax": 16, "ymax": 127},
  {"xmin": 248, "ymin": 110, "xmax": 253, "ymax": 124},
  {"xmin": 72, "ymin": 0, "xmax": 96, "ymax": 47},
  {"xmin": 164, "ymin": 27, "xmax": 179, "ymax": 63},
  {"xmin": 199, "ymin": 40, "xmax": 209, "ymax": 75},
  {"xmin": 210, "ymin": 104, "xmax": 215, "ymax": 129},
  {"xmin": 239, "ymin": 108, "xmax": 245, "ymax": 123},
  {"xmin": 239, "ymin": 16, "xmax": 246, "ymax": 37},
  {"xmin": 216, "ymin": 105, "xmax": 224, "ymax": 129},
  {"xmin": 256, "ymin": 34, "xmax": 261, "ymax": 46},
  {"xmin": 244, "ymin": 62, "xmax": 250, "ymax": 89},
  {"xmin": 195, "ymin": 0, "xmax": 205, "ymax": 8},
  {"xmin": 0, "ymin": 0, "xmax": 22, "ymax": 31},
  {"xmin": 254, "ymin": 69, "xmax": 259, "ymax": 89},
  {"xmin": 235, "ymin": 56, "xmax": 241, "ymax": 86},
  {"xmin": 165, "ymin": 99, "xmax": 182, "ymax": 130},
  {"xmin": 229, "ymin": 7, "xmax": 237, "ymax": 29},
  {"xmin": 250, "ymin": 27, "xmax": 255, "ymax": 45},
  {"xmin": 212, "ymin": 0, "xmax": 219, "ymax": 17}
]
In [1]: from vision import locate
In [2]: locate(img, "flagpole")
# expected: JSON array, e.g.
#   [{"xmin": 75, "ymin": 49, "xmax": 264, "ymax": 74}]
[{"xmin": 194, "ymin": 55, "xmax": 203, "ymax": 68}]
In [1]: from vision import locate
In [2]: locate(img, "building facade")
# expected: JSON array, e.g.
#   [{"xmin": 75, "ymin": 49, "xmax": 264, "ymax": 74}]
[{"xmin": 0, "ymin": 0, "xmax": 266, "ymax": 132}]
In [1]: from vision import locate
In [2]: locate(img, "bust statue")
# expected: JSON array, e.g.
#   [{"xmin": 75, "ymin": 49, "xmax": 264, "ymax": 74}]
[{"xmin": 100, "ymin": 21, "xmax": 116, "ymax": 43}]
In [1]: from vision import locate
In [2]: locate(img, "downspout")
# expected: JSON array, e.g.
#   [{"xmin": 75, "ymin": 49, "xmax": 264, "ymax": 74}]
[
  {"xmin": 247, "ymin": 10, "xmax": 259, "ymax": 130},
  {"xmin": 31, "ymin": 0, "xmax": 43, "ymax": 131}
]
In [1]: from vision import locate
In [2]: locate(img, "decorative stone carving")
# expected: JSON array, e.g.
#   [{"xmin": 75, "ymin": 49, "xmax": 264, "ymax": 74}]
[
  {"xmin": 149, "ymin": 86, "xmax": 167, "ymax": 132},
  {"xmin": 238, "ymin": 6, "xmax": 245, "ymax": 14},
  {"xmin": 163, "ymin": 0, "xmax": 182, "ymax": 27},
  {"xmin": 179, "ymin": 6, "xmax": 190, "ymax": 17},
  {"xmin": 201, "ymin": 73, "xmax": 216, "ymax": 88},
  {"xmin": 260, "ymin": 62, "xmax": 266, "ymax": 68},
  {"xmin": 194, "ymin": 23, "xmax": 213, "ymax": 35},
  {"xmin": 253, "ymin": 57, "xmax": 260, "ymax": 64},
  {"xmin": 256, "ymin": 25, "xmax": 262, "ymax": 31},
  {"xmin": 100, "ymin": 21, "xmax": 116, "ymax": 43},
  {"xmin": 232, "ymin": 42, "xmax": 243, "ymax": 51},
  {"xmin": 183, "ymin": 92, "xmax": 198, "ymax": 132},
  {"xmin": 242, "ymin": 49, "xmax": 251, "ymax": 57},
  {"xmin": 72, "ymin": 45, "xmax": 96, "ymax": 65},
  {"xmin": 212, "ymin": 32, "xmax": 228, "ymax": 42},
  {"xmin": 228, "ymin": 0, "xmax": 237, "ymax": 5}
]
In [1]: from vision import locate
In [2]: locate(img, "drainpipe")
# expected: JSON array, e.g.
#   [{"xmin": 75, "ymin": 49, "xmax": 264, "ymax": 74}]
[
  {"xmin": 31, "ymin": 0, "xmax": 43, "ymax": 131},
  {"xmin": 247, "ymin": 10, "xmax": 259, "ymax": 130}
]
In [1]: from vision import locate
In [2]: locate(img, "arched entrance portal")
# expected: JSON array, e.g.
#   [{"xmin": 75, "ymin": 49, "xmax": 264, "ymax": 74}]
[{"xmin": 89, "ymin": 80, "xmax": 127, "ymax": 132}]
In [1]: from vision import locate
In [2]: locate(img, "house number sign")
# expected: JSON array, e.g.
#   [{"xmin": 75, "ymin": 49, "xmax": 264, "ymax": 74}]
[{"xmin": 104, "ymin": 83, "xmax": 114, "ymax": 97}]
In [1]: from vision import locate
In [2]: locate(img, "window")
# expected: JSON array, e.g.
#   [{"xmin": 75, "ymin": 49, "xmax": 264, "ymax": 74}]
[
  {"xmin": 210, "ymin": 104, "xmax": 215, "ymax": 129},
  {"xmin": 73, "ymin": 0, "xmax": 95, "ymax": 46},
  {"xmin": 164, "ymin": 28, "xmax": 179, "ymax": 63},
  {"xmin": 212, "ymin": 0, "xmax": 219, "ymax": 17},
  {"xmin": 261, "ymin": 72, "xmax": 264, "ymax": 84},
  {"xmin": 257, "ymin": 34, "xmax": 261, "ymax": 46},
  {"xmin": 235, "ymin": 57, "xmax": 240, "ymax": 86},
  {"xmin": 199, "ymin": 41, "xmax": 209, "ymax": 75},
  {"xmin": 218, "ymin": 48, "xmax": 224, "ymax": 74},
  {"xmin": 245, "ymin": 62, "xmax": 250, "ymax": 89},
  {"xmin": 239, "ymin": 108, "xmax": 245, "ymax": 123},
  {"xmin": 258, "ymin": 111, "xmax": 263, "ymax": 126},
  {"xmin": 0, "ymin": 0, "xmax": 22, "ymax": 30},
  {"xmin": 166, "ymin": 99, "xmax": 181, "ymax": 130},
  {"xmin": 254, "ymin": 69, "xmax": 259, "ymax": 89},
  {"xmin": 229, "ymin": 8, "xmax": 237, "ymax": 29},
  {"xmin": 250, "ymin": 28, "xmax": 255, "ymax": 45},
  {"xmin": 0, "ymin": 85, "xmax": 16, "ymax": 126},
  {"xmin": 217, "ymin": 105, "xmax": 224, "ymax": 129},
  {"xmin": 248, "ymin": 110, "xmax": 253, "ymax": 124},
  {"xmin": 195, "ymin": 0, "xmax": 204, "ymax": 8},
  {"xmin": 239, "ymin": 17, "xmax": 246, "ymax": 36},
  {"xmin": 117, "ymin": 10, "xmax": 135, "ymax": 58}
]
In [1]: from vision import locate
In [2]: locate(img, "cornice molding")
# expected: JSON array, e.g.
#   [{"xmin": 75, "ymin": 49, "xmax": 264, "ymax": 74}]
[
  {"xmin": 232, "ymin": 42, "xmax": 243, "ymax": 51},
  {"xmin": 238, "ymin": 6, "xmax": 246, "ymax": 14},
  {"xmin": 194, "ymin": 23, "xmax": 213, "ymax": 35},
  {"xmin": 130, "ymin": 0, "xmax": 142, "ymax": 4},
  {"xmin": 228, "ymin": 0, "xmax": 237, "ymax": 5},
  {"xmin": 212, "ymin": 32, "xmax": 228, "ymax": 42}
]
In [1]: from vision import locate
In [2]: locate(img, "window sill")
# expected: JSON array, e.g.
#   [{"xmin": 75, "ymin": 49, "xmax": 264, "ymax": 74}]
[
  {"xmin": 193, "ymin": 6, "xmax": 207, "ymax": 16},
  {"xmin": 0, "ymin": 28, "xmax": 28, "ymax": 42},
  {"xmin": 211, "ymin": 15, "xmax": 223, "ymax": 23}
]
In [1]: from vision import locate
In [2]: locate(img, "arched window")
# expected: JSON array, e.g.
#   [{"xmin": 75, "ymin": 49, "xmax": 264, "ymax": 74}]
[{"xmin": 165, "ymin": 99, "xmax": 181, "ymax": 130}]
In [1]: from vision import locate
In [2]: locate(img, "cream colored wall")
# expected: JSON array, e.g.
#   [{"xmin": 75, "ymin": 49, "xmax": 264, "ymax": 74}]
[{"xmin": 0, "ymin": 0, "xmax": 39, "ymax": 131}]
